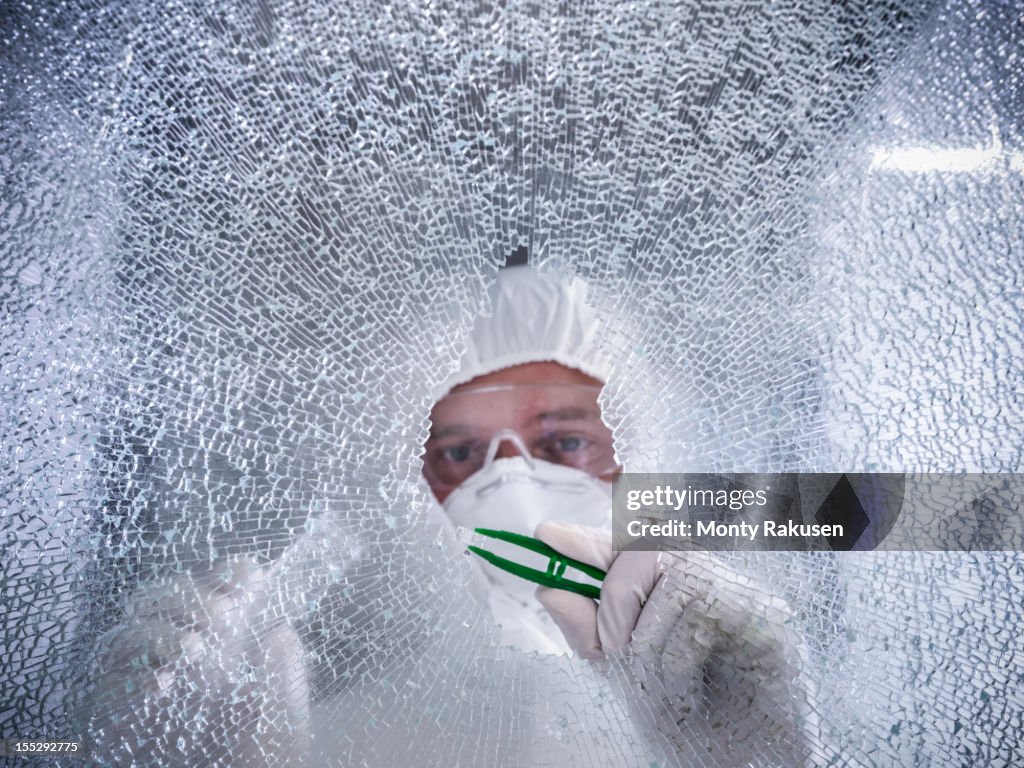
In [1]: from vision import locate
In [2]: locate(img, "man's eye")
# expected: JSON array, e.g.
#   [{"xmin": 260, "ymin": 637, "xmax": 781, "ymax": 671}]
[
  {"xmin": 555, "ymin": 435, "xmax": 586, "ymax": 453},
  {"xmin": 442, "ymin": 445, "xmax": 473, "ymax": 462}
]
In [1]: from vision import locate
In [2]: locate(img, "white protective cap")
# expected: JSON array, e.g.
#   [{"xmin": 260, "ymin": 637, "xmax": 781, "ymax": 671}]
[{"xmin": 439, "ymin": 265, "xmax": 612, "ymax": 397}]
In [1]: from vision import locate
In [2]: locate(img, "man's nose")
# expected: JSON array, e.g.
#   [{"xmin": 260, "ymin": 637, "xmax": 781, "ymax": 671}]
[{"xmin": 493, "ymin": 435, "xmax": 529, "ymax": 460}]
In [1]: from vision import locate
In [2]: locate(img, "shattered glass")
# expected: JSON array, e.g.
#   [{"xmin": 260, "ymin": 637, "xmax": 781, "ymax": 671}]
[{"xmin": 2, "ymin": 0, "xmax": 1022, "ymax": 765}]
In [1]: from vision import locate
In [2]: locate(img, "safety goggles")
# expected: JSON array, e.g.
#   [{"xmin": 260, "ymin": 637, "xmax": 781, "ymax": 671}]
[{"xmin": 423, "ymin": 383, "xmax": 619, "ymax": 496}]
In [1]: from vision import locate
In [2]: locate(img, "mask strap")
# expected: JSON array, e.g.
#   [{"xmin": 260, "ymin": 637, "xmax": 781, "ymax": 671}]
[{"xmin": 483, "ymin": 429, "xmax": 536, "ymax": 470}]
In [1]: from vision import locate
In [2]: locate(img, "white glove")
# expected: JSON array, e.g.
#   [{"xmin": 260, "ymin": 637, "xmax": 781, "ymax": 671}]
[
  {"xmin": 81, "ymin": 557, "xmax": 310, "ymax": 767},
  {"xmin": 534, "ymin": 522, "xmax": 821, "ymax": 767}
]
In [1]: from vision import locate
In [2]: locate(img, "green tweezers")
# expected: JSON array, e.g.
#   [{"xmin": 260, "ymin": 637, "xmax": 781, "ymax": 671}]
[{"xmin": 467, "ymin": 528, "xmax": 606, "ymax": 600}]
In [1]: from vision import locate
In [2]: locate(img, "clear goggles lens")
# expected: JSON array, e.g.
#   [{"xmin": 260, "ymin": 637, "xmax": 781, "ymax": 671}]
[{"xmin": 423, "ymin": 383, "xmax": 618, "ymax": 494}]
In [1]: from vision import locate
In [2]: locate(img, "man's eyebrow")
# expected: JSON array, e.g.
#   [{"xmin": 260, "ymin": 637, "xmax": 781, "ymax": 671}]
[
  {"xmin": 428, "ymin": 423, "xmax": 476, "ymax": 440},
  {"xmin": 527, "ymin": 406, "xmax": 601, "ymax": 423}
]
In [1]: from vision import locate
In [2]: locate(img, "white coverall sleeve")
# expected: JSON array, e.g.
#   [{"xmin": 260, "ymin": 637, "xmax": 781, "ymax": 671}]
[
  {"xmin": 79, "ymin": 558, "xmax": 311, "ymax": 768},
  {"xmin": 534, "ymin": 522, "xmax": 822, "ymax": 767}
]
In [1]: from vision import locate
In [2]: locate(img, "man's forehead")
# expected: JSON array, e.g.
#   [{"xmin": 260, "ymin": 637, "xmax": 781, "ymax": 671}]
[
  {"xmin": 431, "ymin": 361, "xmax": 606, "ymax": 423},
  {"xmin": 445, "ymin": 360, "xmax": 604, "ymax": 394},
  {"xmin": 430, "ymin": 394, "xmax": 603, "ymax": 425},
  {"xmin": 427, "ymin": 380, "xmax": 610, "ymax": 444}
]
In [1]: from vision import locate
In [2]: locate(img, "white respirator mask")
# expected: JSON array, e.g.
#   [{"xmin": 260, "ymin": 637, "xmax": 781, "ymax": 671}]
[{"xmin": 442, "ymin": 430, "xmax": 613, "ymax": 599}]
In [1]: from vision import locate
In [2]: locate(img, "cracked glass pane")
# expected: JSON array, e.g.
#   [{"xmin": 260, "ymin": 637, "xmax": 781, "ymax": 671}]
[{"xmin": 1, "ymin": 0, "xmax": 1021, "ymax": 766}]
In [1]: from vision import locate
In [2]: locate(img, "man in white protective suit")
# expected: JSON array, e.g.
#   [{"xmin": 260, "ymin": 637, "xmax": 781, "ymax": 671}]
[
  {"xmin": 421, "ymin": 263, "xmax": 621, "ymax": 655},
  {"xmin": 81, "ymin": 264, "xmax": 818, "ymax": 767},
  {"xmin": 422, "ymin": 265, "xmax": 819, "ymax": 765}
]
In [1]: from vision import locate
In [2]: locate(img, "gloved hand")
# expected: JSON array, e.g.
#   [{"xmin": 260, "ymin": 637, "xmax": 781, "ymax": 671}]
[
  {"xmin": 81, "ymin": 557, "xmax": 310, "ymax": 768},
  {"xmin": 534, "ymin": 522, "xmax": 821, "ymax": 767}
]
